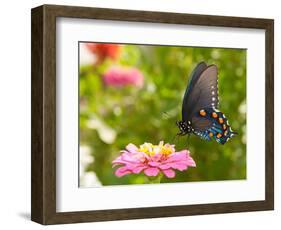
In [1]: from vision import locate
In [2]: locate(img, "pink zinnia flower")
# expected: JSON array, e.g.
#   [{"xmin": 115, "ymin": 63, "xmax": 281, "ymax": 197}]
[
  {"xmin": 103, "ymin": 66, "xmax": 144, "ymax": 88},
  {"xmin": 112, "ymin": 141, "xmax": 196, "ymax": 178},
  {"xmin": 85, "ymin": 43, "xmax": 121, "ymax": 62}
]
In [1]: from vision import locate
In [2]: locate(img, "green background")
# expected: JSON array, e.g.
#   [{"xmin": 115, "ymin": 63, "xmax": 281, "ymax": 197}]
[{"xmin": 79, "ymin": 43, "xmax": 246, "ymax": 186}]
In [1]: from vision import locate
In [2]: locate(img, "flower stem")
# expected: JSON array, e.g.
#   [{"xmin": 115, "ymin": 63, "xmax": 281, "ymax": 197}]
[{"xmin": 147, "ymin": 173, "xmax": 163, "ymax": 184}]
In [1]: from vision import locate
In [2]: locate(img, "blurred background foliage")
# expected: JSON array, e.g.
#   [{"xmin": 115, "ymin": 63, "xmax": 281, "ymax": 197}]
[{"xmin": 79, "ymin": 42, "xmax": 246, "ymax": 187}]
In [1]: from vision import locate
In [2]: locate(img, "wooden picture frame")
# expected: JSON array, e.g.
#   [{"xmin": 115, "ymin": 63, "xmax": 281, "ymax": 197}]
[{"xmin": 31, "ymin": 4, "xmax": 274, "ymax": 225}]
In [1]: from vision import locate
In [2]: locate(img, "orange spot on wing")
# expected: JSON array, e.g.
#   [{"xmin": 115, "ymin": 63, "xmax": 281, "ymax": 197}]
[
  {"xmin": 216, "ymin": 133, "xmax": 222, "ymax": 138},
  {"xmin": 224, "ymin": 130, "xmax": 228, "ymax": 136},
  {"xmin": 209, "ymin": 132, "xmax": 214, "ymax": 137},
  {"xmin": 223, "ymin": 124, "xmax": 227, "ymax": 130},
  {"xmin": 212, "ymin": 112, "xmax": 218, "ymax": 118},
  {"xmin": 199, "ymin": 110, "xmax": 206, "ymax": 116},
  {"xmin": 218, "ymin": 118, "xmax": 224, "ymax": 124}
]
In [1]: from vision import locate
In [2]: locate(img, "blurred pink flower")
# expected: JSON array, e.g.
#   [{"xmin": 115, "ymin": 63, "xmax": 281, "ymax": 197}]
[
  {"xmin": 103, "ymin": 66, "xmax": 144, "ymax": 87},
  {"xmin": 85, "ymin": 43, "xmax": 121, "ymax": 62},
  {"xmin": 112, "ymin": 141, "xmax": 196, "ymax": 178}
]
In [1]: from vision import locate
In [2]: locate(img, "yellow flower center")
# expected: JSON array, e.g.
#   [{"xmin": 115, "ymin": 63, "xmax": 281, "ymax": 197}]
[
  {"xmin": 138, "ymin": 142, "xmax": 174, "ymax": 156},
  {"xmin": 160, "ymin": 146, "xmax": 173, "ymax": 155},
  {"xmin": 138, "ymin": 143, "xmax": 155, "ymax": 155}
]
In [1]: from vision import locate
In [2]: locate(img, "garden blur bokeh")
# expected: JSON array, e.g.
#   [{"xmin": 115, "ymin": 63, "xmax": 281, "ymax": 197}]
[{"xmin": 79, "ymin": 42, "xmax": 246, "ymax": 187}]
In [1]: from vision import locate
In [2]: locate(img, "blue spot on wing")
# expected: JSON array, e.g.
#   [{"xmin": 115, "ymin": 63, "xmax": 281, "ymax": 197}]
[{"xmin": 194, "ymin": 130, "xmax": 212, "ymax": 141}]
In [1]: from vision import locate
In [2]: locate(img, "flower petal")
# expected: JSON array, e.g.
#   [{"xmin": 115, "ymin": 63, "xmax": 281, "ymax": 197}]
[
  {"xmin": 162, "ymin": 169, "xmax": 176, "ymax": 178},
  {"xmin": 150, "ymin": 153, "xmax": 162, "ymax": 162},
  {"xmin": 121, "ymin": 152, "xmax": 142, "ymax": 163},
  {"xmin": 144, "ymin": 167, "xmax": 160, "ymax": 177},
  {"xmin": 187, "ymin": 158, "xmax": 196, "ymax": 167},
  {"xmin": 132, "ymin": 166, "xmax": 147, "ymax": 174},
  {"xmin": 115, "ymin": 166, "xmax": 132, "ymax": 177},
  {"xmin": 126, "ymin": 143, "xmax": 139, "ymax": 153},
  {"xmin": 148, "ymin": 161, "xmax": 160, "ymax": 167},
  {"xmin": 158, "ymin": 141, "xmax": 164, "ymax": 146},
  {"xmin": 173, "ymin": 163, "xmax": 188, "ymax": 171},
  {"xmin": 165, "ymin": 150, "xmax": 189, "ymax": 162}
]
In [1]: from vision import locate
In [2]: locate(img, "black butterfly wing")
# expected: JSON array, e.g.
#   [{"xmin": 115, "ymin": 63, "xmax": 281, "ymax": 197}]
[
  {"xmin": 182, "ymin": 62, "xmax": 208, "ymax": 121},
  {"xmin": 182, "ymin": 64, "xmax": 219, "ymax": 123},
  {"xmin": 191, "ymin": 116, "xmax": 212, "ymax": 131},
  {"xmin": 181, "ymin": 62, "xmax": 236, "ymax": 144}
]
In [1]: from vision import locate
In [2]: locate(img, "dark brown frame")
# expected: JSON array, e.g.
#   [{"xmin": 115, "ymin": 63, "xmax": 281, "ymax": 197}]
[{"xmin": 31, "ymin": 4, "xmax": 274, "ymax": 225}]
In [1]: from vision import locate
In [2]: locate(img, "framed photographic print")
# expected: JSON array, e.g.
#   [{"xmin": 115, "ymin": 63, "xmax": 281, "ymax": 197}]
[{"xmin": 31, "ymin": 4, "xmax": 274, "ymax": 225}]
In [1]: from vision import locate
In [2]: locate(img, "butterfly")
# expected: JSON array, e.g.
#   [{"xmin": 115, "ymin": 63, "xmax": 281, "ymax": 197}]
[{"xmin": 176, "ymin": 62, "xmax": 236, "ymax": 144}]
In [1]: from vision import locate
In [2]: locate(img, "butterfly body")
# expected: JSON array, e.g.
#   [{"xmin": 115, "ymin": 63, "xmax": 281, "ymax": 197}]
[{"xmin": 177, "ymin": 62, "xmax": 236, "ymax": 145}]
